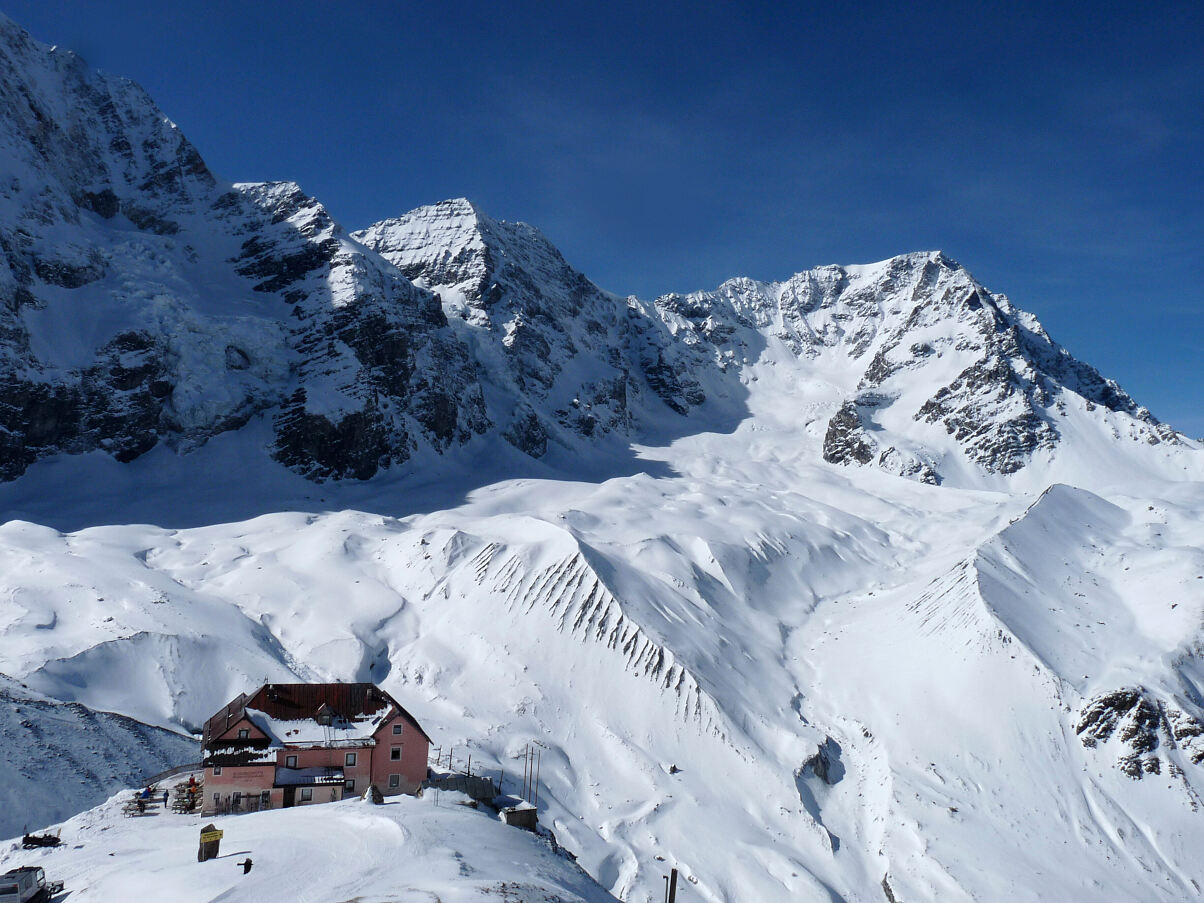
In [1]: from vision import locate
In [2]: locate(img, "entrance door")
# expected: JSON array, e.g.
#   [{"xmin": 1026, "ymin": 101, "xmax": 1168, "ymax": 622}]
[{"xmin": 283, "ymin": 787, "xmax": 296, "ymax": 808}]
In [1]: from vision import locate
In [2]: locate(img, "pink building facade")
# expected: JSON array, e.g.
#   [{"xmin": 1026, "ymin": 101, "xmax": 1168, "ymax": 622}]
[{"xmin": 201, "ymin": 683, "xmax": 430, "ymax": 816}]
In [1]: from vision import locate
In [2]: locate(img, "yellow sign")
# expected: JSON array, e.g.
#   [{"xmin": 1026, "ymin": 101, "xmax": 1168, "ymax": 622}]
[{"xmin": 200, "ymin": 830, "xmax": 224, "ymax": 843}]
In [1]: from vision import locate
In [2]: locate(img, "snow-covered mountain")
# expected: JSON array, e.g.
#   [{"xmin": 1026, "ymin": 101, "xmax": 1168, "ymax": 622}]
[
  {"xmin": 0, "ymin": 10, "xmax": 1187, "ymax": 488},
  {"xmin": 0, "ymin": 13, "xmax": 487, "ymax": 483},
  {"xmin": 0, "ymin": 674, "xmax": 195, "ymax": 839},
  {"xmin": 2, "ymin": 12, "xmax": 1204, "ymax": 903},
  {"xmin": 354, "ymin": 204, "xmax": 1184, "ymax": 486},
  {"xmin": 354, "ymin": 199, "xmax": 716, "ymax": 456},
  {"xmin": 650, "ymin": 252, "xmax": 1182, "ymax": 482}
]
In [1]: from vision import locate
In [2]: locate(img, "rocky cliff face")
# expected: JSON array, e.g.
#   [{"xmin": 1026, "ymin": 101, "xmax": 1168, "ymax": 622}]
[
  {"xmin": 223, "ymin": 183, "xmax": 489, "ymax": 480},
  {"xmin": 0, "ymin": 16, "xmax": 489, "ymax": 481},
  {"xmin": 1078, "ymin": 687, "xmax": 1204, "ymax": 788},
  {"xmin": 354, "ymin": 200, "xmax": 710, "ymax": 456},
  {"xmin": 649, "ymin": 251, "xmax": 1179, "ymax": 481},
  {"xmin": 0, "ymin": 13, "xmax": 1188, "ymax": 486}
]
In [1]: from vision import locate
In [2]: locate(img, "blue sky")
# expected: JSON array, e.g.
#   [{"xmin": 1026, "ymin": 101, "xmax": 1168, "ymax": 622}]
[{"xmin": 7, "ymin": 1, "xmax": 1202, "ymax": 434}]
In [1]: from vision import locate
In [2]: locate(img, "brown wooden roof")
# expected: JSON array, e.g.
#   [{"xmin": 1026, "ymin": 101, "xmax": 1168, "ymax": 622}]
[{"xmin": 202, "ymin": 682, "xmax": 431, "ymax": 749}]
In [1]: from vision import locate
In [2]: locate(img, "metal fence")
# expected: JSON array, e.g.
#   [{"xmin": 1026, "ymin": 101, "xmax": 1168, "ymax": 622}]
[{"xmin": 424, "ymin": 772, "xmax": 498, "ymax": 802}]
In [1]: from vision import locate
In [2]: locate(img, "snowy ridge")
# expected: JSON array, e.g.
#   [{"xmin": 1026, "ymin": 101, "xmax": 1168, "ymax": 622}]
[
  {"xmin": 650, "ymin": 250, "xmax": 1185, "ymax": 483},
  {"xmin": 2, "ymin": 459, "xmax": 1204, "ymax": 900},
  {"xmin": 904, "ymin": 561, "xmax": 1003, "ymax": 652},
  {"xmin": 466, "ymin": 541, "xmax": 723, "ymax": 731},
  {"xmin": 0, "ymin": 673, "xmax": 195, "ymax": 838}
]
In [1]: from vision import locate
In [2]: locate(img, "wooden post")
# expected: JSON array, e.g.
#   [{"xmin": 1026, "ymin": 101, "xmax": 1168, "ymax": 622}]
[
  {"xmin": 197, "ymin": 824, "xmax": 223, "ymax": 862},
  {"xmin": 667, "ymin": 868, "xmax": 678, "ymax": 903}
]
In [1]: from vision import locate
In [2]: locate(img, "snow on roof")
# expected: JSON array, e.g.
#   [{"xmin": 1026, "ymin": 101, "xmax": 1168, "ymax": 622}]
[
  {"xmin": 202, "ymin": 682, "xmax": 431, "ymax": 750},
  {"xmin": 245, "ymin": 706, "xmax": 388, "ymax": 746}
]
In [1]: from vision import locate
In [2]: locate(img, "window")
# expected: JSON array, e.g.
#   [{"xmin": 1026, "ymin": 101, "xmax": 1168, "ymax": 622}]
[
  {"xmin": 388, "ymin": 774, "xmax": 400, "ymax": 788},
  {"xmin": 213, "ymin": 765, "xmax": 223, "ymax": 776},
  {"xmin": 345, "ymin": 752, "xmax": 357, "ymax": 767},
  {"xmin": 390, "ymin": 746, "xmax": 401, "ymax": 761},
  {"xmin": 392, "ymin": 724, "xmax": 403, "ymax": 735},
  {"xmin": 300, "ymin": 788, "xmax": 312, "ymax": 802},
  {"xmin": 237, "ymin": 728, "xmax": 249, "ymax": 739},
  {"xmin": 260, "ymin": 790, "xmax": 271, "ymax": 804},
  {"xmin": 285, "ymin": 755, "xmax": 298, "ymax": 768},
  {"xmin": 344, "ymin": 779, "xmax": 355, "ymax": 792}
]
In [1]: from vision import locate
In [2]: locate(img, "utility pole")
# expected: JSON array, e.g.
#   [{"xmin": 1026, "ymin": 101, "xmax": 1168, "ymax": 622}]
[
  {"xmin": 534, "ymin": 747, "xmax": 541, "ymax": 807},
  {"xmin": 522, "ymin": 743, "xmax": 531, "ymax": 800}
]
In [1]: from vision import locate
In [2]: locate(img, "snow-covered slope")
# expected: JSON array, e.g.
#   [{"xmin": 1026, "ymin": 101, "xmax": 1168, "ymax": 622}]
[
  {"xmin": 0, "ymin": 674, "xmax": 195, "ymax": 839},
  {"xmin": 0, "ymin": 788, "xmax": 615, "ymax": 903},
  {"xmin": 3, "ymin": 455, "xmax": 1203, "ymax": 901},
  {"xmin": 2, "ymin": 11, "xmax": 1204, "ymax": 903}
]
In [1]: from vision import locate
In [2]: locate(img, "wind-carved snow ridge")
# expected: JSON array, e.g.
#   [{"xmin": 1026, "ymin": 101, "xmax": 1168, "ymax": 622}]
[
  {"xmin": 963, "ymin": 484, "xmax": 1204, "ymax": 800},
  {"xmin": 905, "ymin": 561, "xmax": 1010, "ymax": 653},
  {"xmin": 466, "ymin": 540, "xmax": 725, "ymax": 734}
]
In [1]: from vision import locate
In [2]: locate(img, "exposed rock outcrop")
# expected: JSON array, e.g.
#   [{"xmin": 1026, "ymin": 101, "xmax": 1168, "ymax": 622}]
[{"xmin": 1077, "ymin": 687, "xmax": 1204, "ymax": 780}]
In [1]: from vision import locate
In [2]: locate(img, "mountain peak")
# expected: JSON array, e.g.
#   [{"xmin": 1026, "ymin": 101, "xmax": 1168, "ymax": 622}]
[
  {"xmin": 353, "ymin": 199, "xmax": 586, "ymax": 308},
  {"xmin": 433, "ymin": 196, "xmax": 482, "ymax": 217}
]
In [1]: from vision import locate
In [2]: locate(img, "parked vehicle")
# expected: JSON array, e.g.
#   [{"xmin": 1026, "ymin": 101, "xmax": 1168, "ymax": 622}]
[{"xmin": 0, "ymin": 867, "xmax": 63, "ymax": 902}]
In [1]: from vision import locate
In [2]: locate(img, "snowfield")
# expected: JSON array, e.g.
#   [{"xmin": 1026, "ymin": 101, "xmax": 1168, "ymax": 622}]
[
  {"xmin": 0, "ymin": 788, "xmax": 615, "ymax": 902},
  {"xmin": 1, "ymin": 413, "xmax": 1202, "ymax": 901}
]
